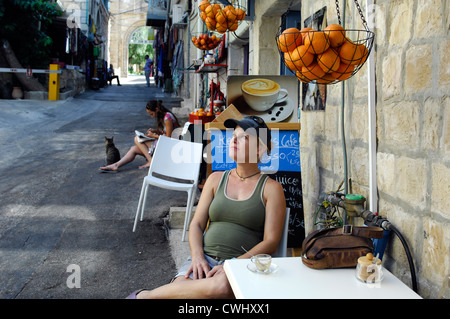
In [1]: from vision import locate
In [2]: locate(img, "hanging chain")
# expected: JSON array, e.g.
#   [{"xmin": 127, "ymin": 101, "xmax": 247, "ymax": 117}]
[
  {"xmin": 353, "ymin": 0, "xmax": 369, "ymax": 31},
  {"xmin": 334, "ymin": 0, "xmax": 369, "ymax": 31},
  {"xmin": 335, "ymin": 0, "xmax": 342, "ymax": 25}
]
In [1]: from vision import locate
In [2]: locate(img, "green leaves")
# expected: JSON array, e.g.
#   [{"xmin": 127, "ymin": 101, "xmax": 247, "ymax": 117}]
[{"xmin": 0, "ymin": 0, "xmax": 62, "ymax": 67}]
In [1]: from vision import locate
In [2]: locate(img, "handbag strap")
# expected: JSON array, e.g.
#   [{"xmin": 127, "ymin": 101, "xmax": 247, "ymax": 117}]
[{"xmin": 330, "ymin": 226, "xmax": 384, "ymax": 239}]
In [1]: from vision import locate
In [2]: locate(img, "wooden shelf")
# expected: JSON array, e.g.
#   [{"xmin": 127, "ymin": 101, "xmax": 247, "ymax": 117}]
[
  {"xmin": 205, "ymin": 122, "xmax": 300, "ymax": 131},
  {"xmin": 195, "ymin": 63, "xmax": 227, "ymax": 73}
]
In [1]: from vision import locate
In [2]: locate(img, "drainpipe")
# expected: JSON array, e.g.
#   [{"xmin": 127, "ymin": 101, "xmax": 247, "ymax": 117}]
[{"xmin": 366, "ymin": 0, "xmax": 377, "ymax": 213}]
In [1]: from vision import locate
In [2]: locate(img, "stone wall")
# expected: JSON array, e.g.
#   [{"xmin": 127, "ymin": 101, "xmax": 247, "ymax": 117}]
[
  {"xmin": 108, "ymin": 0, "xmax": 147, "ymax": 77},
  {"xmin": 298, "ymin": 0, "xmax": 449, "ymax": 298}
]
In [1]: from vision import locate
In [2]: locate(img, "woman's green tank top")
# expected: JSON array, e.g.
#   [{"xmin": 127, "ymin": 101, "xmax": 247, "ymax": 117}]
[{"xmin": 203, "ymin": 170, "xmax": 268, "ymax": 260}]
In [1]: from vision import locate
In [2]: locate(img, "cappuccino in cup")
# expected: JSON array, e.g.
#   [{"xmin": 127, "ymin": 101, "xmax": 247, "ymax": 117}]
[{"xmin": 242, "ymin": 79, "xmax": 288, "ymax": 112}]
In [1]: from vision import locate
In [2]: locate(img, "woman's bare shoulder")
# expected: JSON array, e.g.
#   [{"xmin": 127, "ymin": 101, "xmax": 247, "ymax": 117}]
[
  {"xmin": 264, "ymin": 175, "xmax": 284, "ymax": 193},
  {"xmin": 203, "ymin": 170, "xmax": 226, "ymax": 192}
]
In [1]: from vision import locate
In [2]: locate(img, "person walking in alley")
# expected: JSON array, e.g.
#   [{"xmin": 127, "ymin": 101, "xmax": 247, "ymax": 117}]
[
  {"xmin": 144, "ymin": 55, "xmax": 153, "ymax": 87},
  {"xmin": 126, "ymin": 116, "xmax": 286, "ymax": 299},
  {"xmin": 99, "ymin": 100, "xmax": 180, "ymax": 172},
  {"xmin": 108, "ymin": 64, "xmax": 121, "ymax": 86}
]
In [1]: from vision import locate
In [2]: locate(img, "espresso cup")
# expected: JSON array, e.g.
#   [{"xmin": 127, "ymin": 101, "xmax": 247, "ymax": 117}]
[
  {"xmin": 241, "ymin": 78, "xmax": 288, "ymax": 112},
  {"xmin": 251, "ymin": 254, "xmax": 272, "ymax": 273}
]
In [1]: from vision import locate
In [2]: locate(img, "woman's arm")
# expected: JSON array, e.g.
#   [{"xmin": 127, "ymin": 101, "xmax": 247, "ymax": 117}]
[
  {"xmin": 163, "ymin": 118, "xmax": 174, "ymax": 137},
  {"xmin": 238, "ymin": 178, "xmax": 286, "ymax": 259},
  {"xmin": 185, "ymin": 171, "xmax": 223, "ymax": 279}
]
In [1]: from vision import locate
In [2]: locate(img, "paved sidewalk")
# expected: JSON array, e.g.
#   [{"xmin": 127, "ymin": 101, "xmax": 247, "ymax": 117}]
[{"xmin": 0, "ymin": 75, "xmax": 191, "ymax": 298}]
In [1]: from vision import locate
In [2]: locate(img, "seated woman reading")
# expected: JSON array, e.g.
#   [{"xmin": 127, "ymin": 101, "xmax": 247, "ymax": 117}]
[
  {"xmin": 127, "ymin": 115, "xmax": 286, "ymax": 299},
  {"xmin": 99, "ymin": 100, "xmax": 180, "ymax": 172}
]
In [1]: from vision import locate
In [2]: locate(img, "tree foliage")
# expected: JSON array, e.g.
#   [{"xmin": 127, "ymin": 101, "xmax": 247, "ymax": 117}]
[
  {"xmin": 0, "ymin": 0, "xmax": 62, "ymax": 68},
  {"xmin": 128, "ymin": 27, "xmax": 154, "ymax": 72}
]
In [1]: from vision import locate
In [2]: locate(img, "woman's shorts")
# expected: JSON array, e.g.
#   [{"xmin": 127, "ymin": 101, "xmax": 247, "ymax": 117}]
[{"xmin": 172, "ymin": 254, "xmax": 226, "ymax": 281}]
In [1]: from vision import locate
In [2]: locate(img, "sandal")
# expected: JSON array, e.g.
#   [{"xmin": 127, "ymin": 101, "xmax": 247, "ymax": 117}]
[
  {"xmin": 126, "ymin": 289, "xmax": 146, "ymax": 299},
  {"xmin": 99, "ymin": 167, "xmax": 118, "ymax": 173}
]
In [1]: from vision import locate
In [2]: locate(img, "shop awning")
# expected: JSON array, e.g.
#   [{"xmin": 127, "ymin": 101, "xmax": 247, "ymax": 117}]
[{"xmin": 146, "ymin": 0, "xmax": 168, "ymax": 27}]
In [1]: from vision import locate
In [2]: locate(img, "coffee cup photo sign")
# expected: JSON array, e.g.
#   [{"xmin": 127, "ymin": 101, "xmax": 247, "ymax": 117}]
[
  {"xmin": 227, "ymin": 75, "xmax": 299, "ymax": 123},
  {"xmin": 241, "ymin": 79, "xmax": 289, "ymax": 112}
]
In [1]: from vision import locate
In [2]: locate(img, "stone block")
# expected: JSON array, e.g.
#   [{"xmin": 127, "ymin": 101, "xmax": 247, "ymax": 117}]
[
  {"xmin": 422, "ymin": 98, "xmax": 441, "ymax": 150},
  {"xmin": 414, "ymin": 0, "xmax": 444, "ymax": 39},
  {"xmin": 405, "ymin": 44, "xmax": 432, "ymax": 94},
  {"xmin": 377, "ymin": 152, "xmax": 396, "ymax": 194},
  {"xmin": 439, "ymin": 39, "xmax": 450, "ymax": 89},
  {"xmin": 422, "ymin": 217, "xmax": 450, "ymax": 290},
  {"xmin": 395, "ymin": 156, "xmax": 427, "ymax": 209},
  {"xmin": 383, "ymin": 100, "xmax": 420, "ymax": 148},
  {"xmin": 431, "ymin": 163, "xmax": 450, "ymax": 218},
  {"xmin": 382, "ymin": 48, "xmax": 402, "ymax": 99},
  {"xmin": 350, "ymin": 103, "xmax": 368, "ymax": 143},
  {"xmin": 442, "ymin": 97, "xmax": 450, "ymax": 157},
  {"xmin": 388, "ymin": 0, "xmax": 413, "ymax": 46},
  {"xmin": 350, "ymin": 147, "xmax": 369, "ymax": 186}
]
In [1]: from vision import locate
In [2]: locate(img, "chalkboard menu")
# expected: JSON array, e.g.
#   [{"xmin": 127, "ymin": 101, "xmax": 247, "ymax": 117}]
[{"xmin": 207, "ymin": 127, "xmax": 305, "ymax": 247}]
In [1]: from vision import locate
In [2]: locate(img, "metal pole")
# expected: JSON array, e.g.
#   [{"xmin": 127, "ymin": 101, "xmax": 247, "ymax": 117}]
[
  {"xmin": 366, "ymin": 0, "xmax": 377, "ymax": 213},
  {"xmin": 341, "ymin": 0, "xmax": 348, "ymax": 224}
]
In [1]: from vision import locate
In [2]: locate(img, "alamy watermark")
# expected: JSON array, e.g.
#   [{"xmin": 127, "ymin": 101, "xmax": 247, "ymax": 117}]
[{"xmin": 66, "ymin": 264, "xmax": 81, "ymax": 288}]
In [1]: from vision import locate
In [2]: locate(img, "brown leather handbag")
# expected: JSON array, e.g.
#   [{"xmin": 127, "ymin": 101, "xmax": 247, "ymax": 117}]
[{"xmin": 301, "ymin": 226, "xmax": 384, "ymax": 269}]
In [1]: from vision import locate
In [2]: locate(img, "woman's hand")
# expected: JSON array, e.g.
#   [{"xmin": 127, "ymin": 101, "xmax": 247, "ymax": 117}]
[
  {"xmin": 185, "ymin": 255, "xmax": 210, "ymax": 280},
  {"xmin": 206, "ymin": 264, "xmax": 225, "ymax": 278},
  {"xmin": 145, "ymin": 128, "xmax": 158, "ymax": 138}
]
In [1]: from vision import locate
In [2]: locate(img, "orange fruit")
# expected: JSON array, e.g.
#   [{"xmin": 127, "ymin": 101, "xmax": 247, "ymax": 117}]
[
  {"xmin": 225, "ymin": 6, "xmax": 237, "ymax": 22},
  {"xmin": 324, "ymin": 24, "xmax": 346, "ymax": 47},
  {"xmin": 228, "ymin": 20, "xmax": 239, "ymax": 32},
  {"xmin": 200, "ymin": 11, "xmax": 207, "ymax": 21},
  {"xmin": 215, "ymin": 10, "xmax": 227, "ymax": 25},
  {"xmin": 216, "ymin": 22, "xmax": 228, "ymax": 33},
  {"xmin": 354, "ymin": 44, "xmax": 369, "ymax": 65},
  {"xmin": 205, "ymin": 17, "xmax": 216, "ymax": 30},
  {"xmin": 338, "ymin": 38, "xmax": 363, "ymax": 65},
  {"xmin": 284, "ymin": 52, "xmax": 297, "ymax": 71},
  {"xmin": 302, "ymin": 62, "xmax": 326, "ymax": 81},
  {"xmin": 304, "ymin": 31, "xmax": 330, "ymax": 54},
  {"xmin": 223, "ymin": 5, "xmax": 234, "ymax": 13},
  {"xmin": 300, "ymin": 27, "xmax": 314, "ymax": 41},
  {"xmin": 235, "ymin": 8, "xmax": 246, "ymax": 20},
  {"xmin": 199, "ymin": 0, "xmax": 210, "ymax": 12},
  {"xmin": 316, "ymin": 73, "xmax": 336, "ymax": 84},
  {"xmin": 277, "ymin": 28, "xmax": 303, "ymax": 53},
  {"xmin": 296, "ymin": 71, "xmax": 311, "ymax": 83},
  {"xmin": 205, "ymin": 4, "xmax": 219, "ymax": 19},
  {"xmin": 290, "ymin": 45, "xmax": 314, "ymax": 69},
  {"xmin": 331, "ymin": 63, "xmax": 355, "ymax": 81},
  {"xmin": 317, "ymin": 48, "xmax": 341, "ymax": 73}
]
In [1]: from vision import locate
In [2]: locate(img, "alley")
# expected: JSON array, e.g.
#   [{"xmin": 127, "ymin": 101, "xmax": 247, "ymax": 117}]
[{"xmin": 0, "ymin": 76, "xmax": 189, "ymax": 298}]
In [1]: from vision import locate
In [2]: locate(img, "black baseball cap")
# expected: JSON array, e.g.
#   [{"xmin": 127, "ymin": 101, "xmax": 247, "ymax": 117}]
[{"xmin": 224, "ymin": 115, "xmax": 272, "ymax": 153}]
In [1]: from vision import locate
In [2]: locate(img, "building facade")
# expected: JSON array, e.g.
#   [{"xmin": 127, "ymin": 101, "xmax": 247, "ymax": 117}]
[{"xmin": 163, "ymin": 0, "xmax": 449, "ymax": 299}]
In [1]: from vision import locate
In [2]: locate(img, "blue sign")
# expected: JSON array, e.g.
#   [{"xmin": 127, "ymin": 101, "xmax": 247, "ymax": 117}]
[{"xmin": 209, "ymin": 129, "xmax": 301, "ymax": 173}]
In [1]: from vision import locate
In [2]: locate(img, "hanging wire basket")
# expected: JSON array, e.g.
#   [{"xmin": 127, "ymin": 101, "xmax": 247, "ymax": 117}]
[
  {"xmin": 191, "ymin": 32, "xmax": 223, "ymax": 51},
  {"xmin": 198, "ymin": 0, "xmax": 247, "ymax": 34},
  {"xmin": 276, "ymin": 0, "xmax": 374, "ymax": 85}
]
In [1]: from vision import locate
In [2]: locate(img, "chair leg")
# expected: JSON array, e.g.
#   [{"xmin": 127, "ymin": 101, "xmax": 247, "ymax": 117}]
[
  {"xmin": 140, "ymin": 183, "xmax": 150, "ymax": 222},
  {"xmin": 182, "ymin": 187, "xmax": 197, "ymax": 242},
  {"xmin": 133, "ymin": 180, "xmax": 147, "ymax": 232}
]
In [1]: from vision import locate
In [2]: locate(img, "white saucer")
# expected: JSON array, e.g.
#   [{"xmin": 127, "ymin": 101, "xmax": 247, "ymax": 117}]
[
  {"xmin": 247, "ymin": 263, "xmax": 279, "ymax": 274},
  {"xmin": 240, "ymin": 98, "xmax": 294, "ymax": 123}
]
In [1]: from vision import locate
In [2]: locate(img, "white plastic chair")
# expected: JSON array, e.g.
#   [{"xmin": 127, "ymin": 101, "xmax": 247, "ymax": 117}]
[
  {"xmin": 272, "ymin": 208, "xmax": 290, "ymax": 257},
  {"xmin": 133, "ymin": 135, "xmax": 203, "ymax": 241}
]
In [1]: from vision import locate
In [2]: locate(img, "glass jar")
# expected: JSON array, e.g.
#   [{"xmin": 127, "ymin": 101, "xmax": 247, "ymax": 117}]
[{"xmin": 356, "ymin": 253, "xmax": 383, "ymax": 283}]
